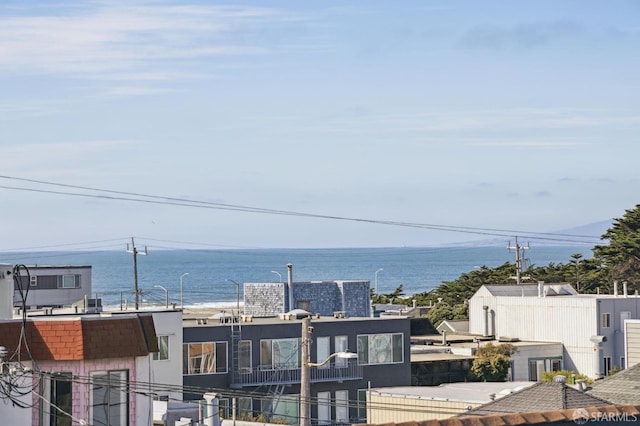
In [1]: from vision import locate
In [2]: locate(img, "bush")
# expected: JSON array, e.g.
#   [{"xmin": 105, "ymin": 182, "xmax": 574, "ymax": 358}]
[{"xmin": 540, "ymin": 370, "xmax": 593, "ymax": 385}]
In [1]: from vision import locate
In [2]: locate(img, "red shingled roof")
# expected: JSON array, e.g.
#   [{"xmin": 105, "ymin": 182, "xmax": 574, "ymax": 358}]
[{"xmin": 0, "ymin": 313, "xmax": 157, "ymax": 361}]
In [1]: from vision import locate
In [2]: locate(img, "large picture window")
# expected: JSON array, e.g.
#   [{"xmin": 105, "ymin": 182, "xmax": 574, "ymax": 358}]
[
  {"xmin": 183, "ymin": 342, "xmax": 228, "ymax": 374},
  {"xmin": 357, "ymin": 333, "xmax": 403, "ymax": 365},
  {"xmin": 260, "ymin": 338, "xmax": 299, "ymax": 369},
  {"xmin": 90, "ymin": 370, "xmax": 129, "ymax": 426}
]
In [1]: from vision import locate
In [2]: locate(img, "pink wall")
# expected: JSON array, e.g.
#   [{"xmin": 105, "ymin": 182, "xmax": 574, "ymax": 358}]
[{"xmin": 32, "ymin": 357, "xmax": 139, "ymax": 425}]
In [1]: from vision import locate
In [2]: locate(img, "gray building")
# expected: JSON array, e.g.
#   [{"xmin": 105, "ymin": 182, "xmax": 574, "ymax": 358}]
[
  {"xmin": 13, "ymin": 265, "xmax": 93, "ymax": 309},
  {"xmin": 182, "ymin": 314, "xmax": 411, "ymax": 425},
  {"xmin": 244, "ymin": 280, "xmax": 370, "ymax": 318}
]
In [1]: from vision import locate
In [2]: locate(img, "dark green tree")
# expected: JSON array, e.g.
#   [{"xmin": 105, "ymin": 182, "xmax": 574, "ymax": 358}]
[
  {"xmin": 469, "ymin": 343, "xmax": 517, "ymax": 382},
  {"xmin": 593, "ymin": 205, "xmax": 640, "ymax": 293}
]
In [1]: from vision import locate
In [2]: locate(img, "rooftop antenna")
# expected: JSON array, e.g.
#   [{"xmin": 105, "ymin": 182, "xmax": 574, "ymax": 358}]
[
  {"xmin": 508, "ymin": 236, "xmax": 530, "ymax": 285},
  {"xmin": 126, "ymin": 237, "xmax": 147, "ymax": 309}
]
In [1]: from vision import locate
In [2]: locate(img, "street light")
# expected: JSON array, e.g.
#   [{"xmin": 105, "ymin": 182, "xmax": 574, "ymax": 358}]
[
  {"xmin": 180, "ymin": 272, "xmax": 189, "ymax": 310},
  {"xmin": 271, "ymin": 270, "xmax": 282, "ymax": 282},
  {"xmin": 227, "ymin": 279, "xmax": 241, "ymax": 313},
  {"xmin": 300, "ymin": 316, "xmax": 357, "ymax": 426},
  {"xmin": 374, "ymin": 268, "xmax": 384, "ymax": 294},
  {"xmin": 154, "ymin": 285, "xmax": 168, "ymax": 308}
]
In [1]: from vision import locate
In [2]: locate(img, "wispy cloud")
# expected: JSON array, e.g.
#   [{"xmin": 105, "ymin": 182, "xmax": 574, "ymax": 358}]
[
  {"xmin": 458, "ymin": 21, "xmax": 582, "ymax": 50},
  {"xmin": 3, "ymin": 140, "xmax": 139, "ymax": 168},
  {"xmin": 0, "ymin": 2, "xmax": 291, "ymax": 81}
]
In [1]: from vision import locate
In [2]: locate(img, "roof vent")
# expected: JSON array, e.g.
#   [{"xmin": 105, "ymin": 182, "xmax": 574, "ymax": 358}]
[{"xmin": 553, "ymin": 375, "xmax": 567, "ymax": 384}]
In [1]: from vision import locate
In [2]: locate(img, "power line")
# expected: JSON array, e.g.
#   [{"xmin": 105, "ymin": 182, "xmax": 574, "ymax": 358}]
[{"xmin": 0, "ymin": 175, "xmax": 603, "ymax": 244}]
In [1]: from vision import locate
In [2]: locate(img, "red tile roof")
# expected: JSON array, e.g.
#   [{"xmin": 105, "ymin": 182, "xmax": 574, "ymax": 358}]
[{"xmin": 0, "ymin": 313, "xmax": 157, "ymax": 361}]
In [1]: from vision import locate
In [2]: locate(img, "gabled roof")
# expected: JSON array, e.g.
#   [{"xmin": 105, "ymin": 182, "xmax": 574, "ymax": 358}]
[
  {"xmin": 436, "ymin": 320, "xmax": 469, "ymax": 334},
  {"xmin": 462, "ymin": 382, "xmax": 610, "ymax": 416},
  {"xmin": 0, "ymin": 313, "xmax": 158, "ymax": 361},
  {"xmin": 587, "ymin": 363, "xmax": 640, "ymax": 405}
]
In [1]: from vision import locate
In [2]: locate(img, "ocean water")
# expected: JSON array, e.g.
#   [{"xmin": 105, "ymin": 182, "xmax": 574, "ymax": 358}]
[{"xmin": 0, "ymin": 245, "xmax": 592, "ymax": 309}]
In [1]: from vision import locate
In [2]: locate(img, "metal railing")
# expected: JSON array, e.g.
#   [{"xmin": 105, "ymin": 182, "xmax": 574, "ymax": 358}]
[{"xmin": 231, "ymin": 361, "xmax": 363, "ymax": 387}]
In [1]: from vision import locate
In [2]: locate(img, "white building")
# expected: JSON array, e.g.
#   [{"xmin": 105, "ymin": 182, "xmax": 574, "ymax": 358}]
[
  {"xmin": 469, "ymin": 282, "xmax": 640, "ymax": 379},
  {"xmin": 624, "ymin": 318, "xmax": 640, "ymax": 368}
]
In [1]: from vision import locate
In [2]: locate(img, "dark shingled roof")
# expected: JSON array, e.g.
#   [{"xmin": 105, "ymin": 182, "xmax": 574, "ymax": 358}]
[
  {"xmin": 587, "ymin": 362, "xmax": 640, "ymax": 405},
  {"xmin": 357, "ymin": 404, "xmax": 640, "ymax": 426},
  {"xmin": 461, "ymin": 382, "xmax": 611, "ymax": 416}
]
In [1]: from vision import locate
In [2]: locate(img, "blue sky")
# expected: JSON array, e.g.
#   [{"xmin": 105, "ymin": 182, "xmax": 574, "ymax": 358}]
[{"xmin": 1, "ymin": 0, "xmax": 638, "ymax": 250}]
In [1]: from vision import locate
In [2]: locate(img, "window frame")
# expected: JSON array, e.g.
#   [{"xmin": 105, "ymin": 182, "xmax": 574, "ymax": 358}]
[
  {"xmin": 356, "ymin": 333, "xmax": 404, "ymax": 365},
  {"xmin": 183, "ymin": 341, "xmax": 228, "ymax": 375},
  {"xmin": 601, "ymin": 312, "xmax": 611, "ymax": 328},
  {"xmin": 89, "ymin": 369, "xmax": 129, "ymax": 426},
  {"xmin": 153, "ymin": 335, "xmax": 170, "ymax": 361},
  {"xmin": 40, "ymin": 372, "xmax": 73, "ymax": 426},
  {"xmin": 57, "ymin": 274, "xmax": 80, "ymax": 289}
]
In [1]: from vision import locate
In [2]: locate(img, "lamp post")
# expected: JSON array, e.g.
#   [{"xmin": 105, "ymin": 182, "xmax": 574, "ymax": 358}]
[
  {"xmin": 180, "ymin": 272, "xmax": 189, "ymax": 310},
  {"xmin": 271, "ymin": 270, "xmax": 282, "ymax": 282},
  {"xmin": 374, "ymin": 268, "xmax": 384, "ymax": 294},
  {"xmin": 300, "ymin": 316, "xmax": 358, "ymax": 426},
  {"xmin": 227, "ymin": 279, "xmax": 241, "ymax": 313},
  {"xmin": 154, "ymin": 285, "xmax": 168, "ymax": 308}
]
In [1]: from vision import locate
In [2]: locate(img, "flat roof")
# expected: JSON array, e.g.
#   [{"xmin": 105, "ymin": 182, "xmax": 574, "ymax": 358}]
[
  {"xmin": 411, "ymin": 352, "xmax": 475, "ymax": 362},
  {"xmin": 370, "ymin": 382, "xmax": 537, "ymax": 404},
  {"xmin": 182, "ymin": 313, "xmax": 408, "ymax": 327}
]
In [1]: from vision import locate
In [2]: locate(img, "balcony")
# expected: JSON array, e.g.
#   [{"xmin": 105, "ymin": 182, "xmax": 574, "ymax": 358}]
[{"xmin": 230, "ymin": 361, "xmax": 363, "ymax": 388}]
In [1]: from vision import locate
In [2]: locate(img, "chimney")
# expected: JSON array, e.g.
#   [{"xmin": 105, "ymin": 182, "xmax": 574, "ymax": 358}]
[
  {"xmin": 412, "ymin": 299, "xmax": 417, "ymax": 309},
  {"xmin": 614, "ymin": 281, "xmax": 618, "ymax": 296},
  {"xmin": 287, "ymin": 263, "xmax": 294, "ymax": 312},
  {"xmin": 538, "ymin": 281, "xmax": 544, "ymax": 298},
  {"xmin": 0, "ymin": 265, "xmax": 13, "ymax": 320},
  {"xmin": 623, "ymin": 281, "xmax": 628, "ymax": 297},
  {"xmin": 483, "ymin": 305, "xmax": 490, "ymax": 337},
  {"xmin": 442, "ymin": 330, "xmax": 447, "ymax": 345},
  {"xmin": 576, "ymin": 379, "xmax": 586, "ymax": 391}
]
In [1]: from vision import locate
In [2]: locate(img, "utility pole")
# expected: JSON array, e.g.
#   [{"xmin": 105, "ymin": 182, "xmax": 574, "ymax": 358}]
[
  {"xmin": 126, "ymin": 237, "xmax": 147, "ymax": 310},
  {"xmin": 300, "ymin": 316, "xmax": 312, "ymax": 426},
  {"xmin": 508, "ymin": 237, "xmax": 529, "ymax": 285}
]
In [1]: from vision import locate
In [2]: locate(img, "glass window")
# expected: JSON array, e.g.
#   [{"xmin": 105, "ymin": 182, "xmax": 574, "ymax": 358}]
[
  {"xmin": 273, "ymin": 338, "xmax": 299, "ymax": 369},
  {"xmin": 183, "ymin": 342, "xmax": 227, "ymax": 374},
  {"xmin": 260, "ymin": 340, "xmax": 272, "ymax": 368},
  {"xmin": 153, "ymin": 335, "xmax": 169, "ymax": 361},
  {"xmin": 601, "ymin": 313, "xmax": 611, "ymax": 328},
  {"xmin": 357, "ymin": 336, "xmax": 368, "ymax": 364},
  {"xmin": 317, "ymin": 336, "xmax": 330, "ymax": 369},
  {"xmin": 335, "ymin": 336, "xmax": 348, "ymax": 367},
  {"xmin": 604, "ymin": 356, "xmax": 612, "ymax": 376},
  {"xmin": 271, "ymin": 395, "xmax": 298, "ymax": 424},
  {"xmin": 58, "ymin": 275, "xmax": 79, "ymax": 289},
  {"xmin": 392, "ymin": 334, "xmax": 403, "ymax": 363},
  {"xmin": 357, "ymin": 333, "xmax": 403, "ymax": 365},
  {"xmin": 90, "ymin": 370, "xmax": 129, "ymax": 426},
  {"xmin": 335, "ymin": 390, "xmax": 349, "ymax": 423},
  {"xmin": 41, "ymin": 372, "xmax": 73, "ymax": 426},
  {"xmin": 239, "ymin": 340, "xmax": 252, "ymax": 373},
  {"xmin": 357, "ymin": 389, "xmax": 367, "ymax": 422},
  {"xmin": 237, "ymin": 397, "xmax": 253, "ymax": 418},
  {"xmin": 317, "ymin": 391, "xmax": 331, "ymax": 425}
]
